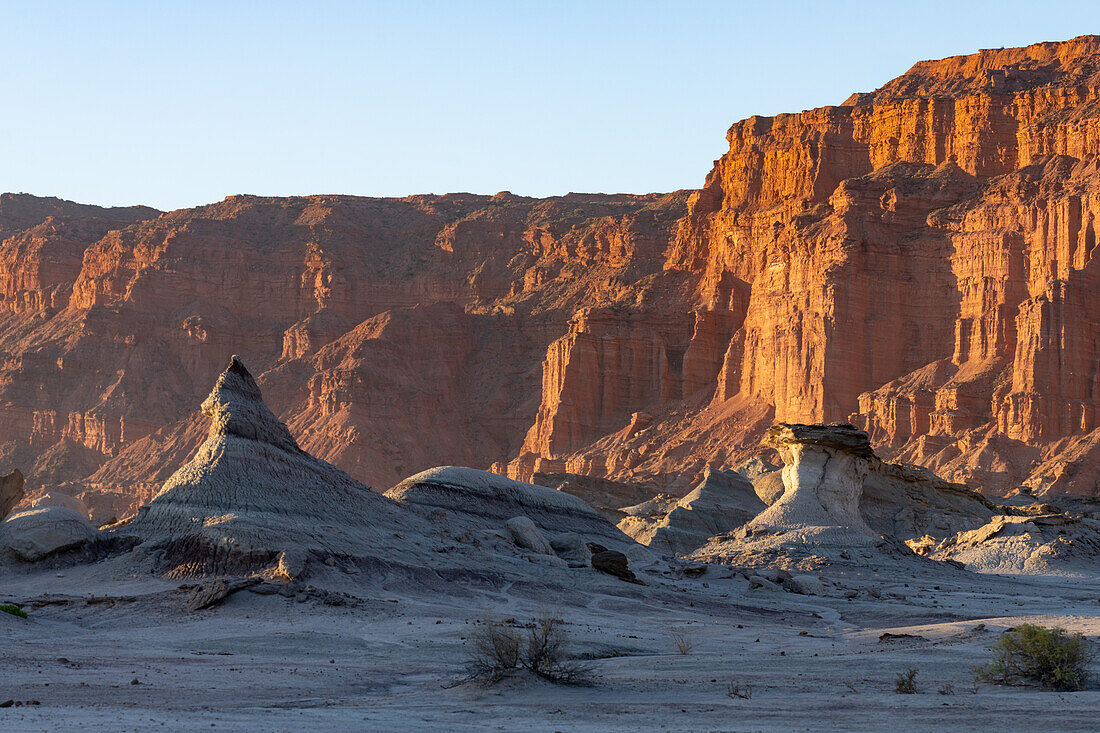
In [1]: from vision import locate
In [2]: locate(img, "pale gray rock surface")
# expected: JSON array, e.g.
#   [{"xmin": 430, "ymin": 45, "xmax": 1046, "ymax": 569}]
[
  {"xmin": 927, "ymin": 513, "xmax": 1100, "ymax": 575},
  {"xmin": 31, "ymin": 492, "xmax": 91, "ymax": 520},
  {"xmin": 504, "ymin": 516, "xmax": 554, "ymax": 555},
  {"xmin": 118, "ymin": 356, "xmax": 439, "ymax": 577},
  {"xmin": 618, "ymin": 468, "xmax": 766, "ymax": 555},
  {"xmin": 549, "ymin": 532, "xmax": 592, "ymax": 567},
  {"xmin": 753, "ymin": 470, "xmax": 785, "ymax": 506},
  {"xmin": 860, "ymin": 462, "xmax": 994, "ymax": 542},
  {"xmin": 736, "ymin": 456, "xmax": 781, "ymax": 482},
  {"xmin": 1, "ymin": 506, "xmax": 97, "ymax": 561},
  {"xmin": 387, "ymin": 465, "xmax": 635, "ymax": 552}
]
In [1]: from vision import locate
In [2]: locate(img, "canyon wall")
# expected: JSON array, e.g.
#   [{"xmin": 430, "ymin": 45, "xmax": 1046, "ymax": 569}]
[
  {"xmin": 5, "ymin": 36, "xmax": 1100, "ymax": 519},
  {"xmin": 507, "ymin": 35, "xmax": 1100, "ymax": 497}
]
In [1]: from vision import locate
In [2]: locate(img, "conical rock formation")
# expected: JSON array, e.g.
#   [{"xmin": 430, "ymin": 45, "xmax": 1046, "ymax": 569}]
[{"xmin": 122, "ymin": 357, "xmax": 433, "ymax": 577}]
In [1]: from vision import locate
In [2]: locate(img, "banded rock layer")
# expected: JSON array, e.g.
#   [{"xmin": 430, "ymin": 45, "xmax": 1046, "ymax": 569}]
[{"xmin": 5, "ymin": 38, "xmax": 1100, "ymax": 516}]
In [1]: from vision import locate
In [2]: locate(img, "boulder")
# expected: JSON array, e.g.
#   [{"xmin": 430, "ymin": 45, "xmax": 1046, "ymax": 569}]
[
  {"xmin": 753, "ymin": 471, "xmax": 785, "ymax": 506},
  {"xmin": 747, "ymin": 575, "xmax": 782, "ymax": 592},
  {"xmin": 784, "ymin": 574, "xmax": 827, "ymax": 596},
  {"xmin": 0, "ymin": 506, "xmax": 97, "ymax": 561},
  {"xmin": 504, "ymin": 516, "xmax": 554, "ymax": 555},
  {"xmin": 30, "ymin": 492, "xmax": 91, "ymax": 521},
  {"xmin": 387, "ymin": 466, "xmax": 635, "ymax": 552},
  {"xmin": 550, "ymin": 532, "xmax": 592, "ymax": 567},
  {"xmin": 591, "ymin": 549, "xmax": 636, "ymax": 582},
  {"xmin": 0, "ymin": 470, "xmax": 24, "ymax": 521},
  {"xmin": 186, "ymin": 578, "xmax": 260, "ymax": 611}
]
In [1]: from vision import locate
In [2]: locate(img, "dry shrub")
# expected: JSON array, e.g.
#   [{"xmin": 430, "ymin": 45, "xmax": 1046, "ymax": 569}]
[
  {"xmin": 468, "ymin": 622, "xmax": 522, "ymax": 683},
  {"xmin": 0, "ymin": 603, "xmax": 27, "ymax": 619},
  {"xmin": 671, "ymin": 628, "xmax": 693, "ymax": 655},
  {"xmin": 467, "ymin": 614, "xmax": 595, "ymax": 686},
  {"xmin": 976, "ymin": 623, "xmax": 1092, "ymax": 691},
  {"xmin": 895, "ymin": 668, "xmax": 918, "ymax": 694},
  {"xmin": 726, "ymin": 679, "xmax": 752, "ymax": 699}
]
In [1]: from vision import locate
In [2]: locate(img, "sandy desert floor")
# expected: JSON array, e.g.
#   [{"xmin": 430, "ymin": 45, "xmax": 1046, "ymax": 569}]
[{"xmin": 3, "ymin": 559, "xmax": 1100, "ymax": 732}]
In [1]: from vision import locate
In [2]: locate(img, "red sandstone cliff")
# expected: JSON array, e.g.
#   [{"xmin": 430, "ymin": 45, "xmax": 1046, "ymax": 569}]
[
  {"xmin": 6, "ymin": 36, "xmax": 1100, "ymax": 519},
  {"xmin": 507, "ymin": 35, "xmax": 1100, "ymax": 498}
]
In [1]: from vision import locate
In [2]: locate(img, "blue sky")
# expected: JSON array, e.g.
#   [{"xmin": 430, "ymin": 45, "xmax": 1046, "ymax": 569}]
[{"xmin": 2, "ymin": 1, "xmax": 1099, "ymax": 210}]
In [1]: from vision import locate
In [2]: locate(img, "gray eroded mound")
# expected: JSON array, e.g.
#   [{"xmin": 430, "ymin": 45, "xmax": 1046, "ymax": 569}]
[
  {"xmin": 920, "ymin": 513, "xmax": 1100, "ymax": 576},
  {"xmin": 119, "ymin": 357, "xmax": 437, "ymax": 577},
  {"xmin": 1, "ymin": 506, "xmax": 97, "ymax": 562},
  {"xmin": 618, "ymin": 468, "xmax": 765, "ymax": 555},
  {"xmin": 386, "ymin": 466, "xmax": 636, "ymax": 552},
  {"xmin": 861, "ymin": 462, "xmax": 994, "ymax": 540}
]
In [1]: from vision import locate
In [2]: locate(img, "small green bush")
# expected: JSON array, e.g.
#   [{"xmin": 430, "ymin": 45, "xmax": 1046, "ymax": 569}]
[
  {"xmin": 0, "ymin": 603, "xmax": 27, "ymax": 619},
  {"xmin": 976, "ymin": 623, "xmax": 1092, "ymax": 691}
]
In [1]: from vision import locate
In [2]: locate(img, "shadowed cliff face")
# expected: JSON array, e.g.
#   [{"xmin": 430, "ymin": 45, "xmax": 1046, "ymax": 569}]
[{"xmin": 6, "ymin": 37, "xmax": 1100, "ymax": 519}]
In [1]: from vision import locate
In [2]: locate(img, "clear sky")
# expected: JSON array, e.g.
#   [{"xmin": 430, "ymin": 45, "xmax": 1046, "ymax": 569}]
[{"xmin": 3, "ymin": 1, "xmax": 1100, "ymax": 211}]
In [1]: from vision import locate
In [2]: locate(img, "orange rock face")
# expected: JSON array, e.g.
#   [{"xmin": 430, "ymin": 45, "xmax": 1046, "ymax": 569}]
[
  {"xmin": 0, "ymin": 190, "xmax": 689, "ymax": 519},
  {"xmin": 6, "ymin": 37, "xmax": 1100, "ymax": 517},
  {"xmin": 512, "ymin": 35, "xmax": 1100, "ymax": 498}
]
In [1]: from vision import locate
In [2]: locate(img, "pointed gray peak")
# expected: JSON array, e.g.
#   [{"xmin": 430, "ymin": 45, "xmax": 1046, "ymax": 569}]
[
  {"xmin": 679, "ymin": 468, "xmax": 763, "ymax": 514},
  {"xmin": 200, "ymin": 356, "xmax": 299, "ymax": 451}
]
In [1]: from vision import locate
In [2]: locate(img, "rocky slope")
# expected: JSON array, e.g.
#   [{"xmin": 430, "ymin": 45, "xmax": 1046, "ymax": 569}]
[{"xmin": 6, "ymin": 37, "xmax": 1100, "ymax": 517}]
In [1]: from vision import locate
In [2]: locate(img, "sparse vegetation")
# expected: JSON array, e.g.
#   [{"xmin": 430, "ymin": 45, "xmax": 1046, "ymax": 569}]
[
  {"xmin": 726, "ymin": 679, "xmax": 752, "ymax": 699},
  {"xmin": 937, "ymin": 683, "xmax": 955, "ymax": 695},
  {"xmin": 468, "ymin": 621, "xmax": 522, "ymax": 683},
  {"xmin": 671, "ymin": 628, "xmax": 694, "ymax": 655},
  {"xmin": 975, "ymin": 623, "xmax": 1092, "ymax": 691},
  {"xmin": 895, "ymin": 668, "xmax": 919, "ymax": 694},
  {"xmin": 466, "ymin": 614, "xmax": 595, "ymax": 686},
  {"xmin": 0, "ymin": 604, "xmax": 27, "ymax": 619}
]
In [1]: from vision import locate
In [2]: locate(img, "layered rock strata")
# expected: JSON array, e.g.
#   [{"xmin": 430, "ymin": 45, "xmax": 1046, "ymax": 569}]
[
  {"xmin": 120, "ymin": 357, "xmax": 436, "ymax": 577},
  {"xmin": 7, "ymin": 39, "xmax": 1100, "ymax": 513}
]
